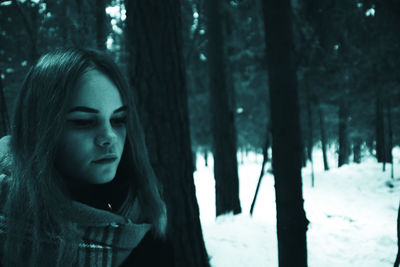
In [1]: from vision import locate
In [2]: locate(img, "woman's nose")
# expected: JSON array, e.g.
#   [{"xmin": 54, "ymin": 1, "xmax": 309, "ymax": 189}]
[{"xmin": 95, "ymin": 124, "xmax": 116, "ymax": 147}]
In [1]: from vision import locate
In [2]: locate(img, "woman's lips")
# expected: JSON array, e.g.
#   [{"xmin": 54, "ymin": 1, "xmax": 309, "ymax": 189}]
[{"xmin": 92, "ymin": 157, "xmax": 117, "ymax": 164}]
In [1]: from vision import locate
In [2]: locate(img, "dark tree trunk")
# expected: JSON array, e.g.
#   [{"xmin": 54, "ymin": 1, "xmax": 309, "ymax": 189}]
[
  {"xmin": 125, "ymin": 1, "xmax": 210, "ymax": 266},
  {"xmin": 386, "ymin": 99, "xmax": 394, "ymax": 178},
  {"xmin": 0, "ymin": 74, "xmax": 10, "ymax": 137},
  {"xmin": 317, "ymin": 101, "xmax": 329, "ymax": 170},
  {"xmin": 301, "ymin": 139, "xmax": 307, "ymax": 167},
  {"xmin": 12, "ymin": 0, "xmax": 38, "ymax": 63},
  {"xmin": 59, "ymin": 0, "xmax": 70, "ymax": 45},
  {"xmin": 376, "ymin": 87, "xmax": 385, "ymax": 163},
  {"xmin": 338, "ymin": 99, "xmax": 350, "ymax": 167},
  {"xmin": 394, "ymin": 203, "xmax": 400, "ymax": 267},
  {"xmin": 250, "ymin": 127, "xmax": 270, "ymax": 216},
  {"xmin": 205, "ymin": 0, "xmax": 241, "ymax": 216},
  {"xmin": 353, "ymin": 138, "xmax": 362, "ymax": 164},
  {"xmin": 74, "ymin": 0, "xmax": 90, "ymax": 48},
  {"xmin": 261, "ymin": 1, "xmax": 309, "ymax": 266},
  {"xmin": 305, "ymin": 87, "xmax": 314, "ymax": 187},
  {"xmin": 95, "ymin": 0, "xmax": 107, "ymax": 50},
  {"xmin": 203, "ymin": 149, "xmax": 208, "ymax": 167}
]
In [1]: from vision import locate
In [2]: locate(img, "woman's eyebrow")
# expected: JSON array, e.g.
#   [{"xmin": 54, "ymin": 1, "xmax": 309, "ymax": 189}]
[
  {"xmin": 67, "ymin": 105, "xmax": 127, "ymax": 114},
  {"xmin": 68, "ymin": 106, "xmax": 98, "ymax": 113},
  {"xmin": 114, "ymin": 106, "xmax": 127, "ymax": 113}
]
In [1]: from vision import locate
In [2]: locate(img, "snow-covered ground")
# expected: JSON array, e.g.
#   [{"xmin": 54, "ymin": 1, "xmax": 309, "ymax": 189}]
[{"xmin": 194, "ymin": 147, "xmax": 400, "ymax": 267}]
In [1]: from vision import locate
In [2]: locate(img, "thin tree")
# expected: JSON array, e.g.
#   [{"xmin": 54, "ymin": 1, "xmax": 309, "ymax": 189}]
[
  {"xmin": 204, "ymin": 0, "xmax": 241, "ymax": 216},
  {"xmin": 395, "ymin": 203, "xmax": 400, "ymax": 267},
  {"xmin": 11, "ymin": 0, "xmax": 38, "ymax": 63},
  {"xmin": 305, "ymin": 86, "xmax": 315, "ymax": 186},
  {"xmin": 316, "ymin": 98, "xmax": 329, "ymax": 170},
  {"xmin": 125, "ymin": 1, "xmax": 210, "ymax": 266},
  {"xmin": 375, "ymin": 87, "xmax": 385, "ymax": 163},
  {"xmin": 387, "ymin": 99, "xmax": 394, "ymax": 178},
  {"xmin": 250, "ymin": 123, "xmax": 271, "ymax": 216},
  {"xmin": 338, "ymin": 99, "xmax": 350, "ymax": 167},
  {"xmin": 95, "ymin": 0, "xmax": 107, "ymax": 50},
  {"xmin": 261, "ymin": 0, "xmax": 309, "ymax": 266}
]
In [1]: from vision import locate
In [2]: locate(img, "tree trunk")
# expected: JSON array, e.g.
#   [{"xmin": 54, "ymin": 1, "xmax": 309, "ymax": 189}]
[
  {"xmin": 59, "ymin": 0, "xmax": 70, "ymax": 45},
  {"xmin": 305, "ymin": 87, "xmax": 314, "ymax": 187},
  {"xmin": 203, "ymin": 149, "xmax": 208, "ymax": 167},
  {"xmin": 0, "ymin": 74, "xmax": 10, "ymax": 137},
  {"xmin": 95, "ymin": 0, "xmax": 107, "ymax": 50},
  {"xmin": 317, "ymin": 101, "xmax": 329, "ymax": 170},
  {"xmin": 376, "ymin": 87, "xmax": 385, "ymax": 163},
  {"xmin": 205, "ymin": 0, "xmax": 241, "ymax": 216},
  {"xmin": 250, "ymin": 127, "xmax": 270, "ymax": 216},
  {"xmin": 301, "ymin": 139, "xmax": 307, "ymax": 167},
  {"xmin": 394, "ymin": 203, "xmax": 400, "ymax": 267},
  {"xmin": 338, "ymin": 99, "xmax": 350, "ymax": 167},
  {"xmin": 353, "ymin": 138, "xmax": 362, "ymax": 164},
  {"xmin": 386, "ymin": 99, "xmax": 394, "ymax": 178},
  {"xmin": 261, "ymin": 1, "xmax": 309, "ymax": 266},
  {"xmin": 125, "ymin": 1, "xmax": 210, "ymax": 266},
  {"xmin": 12, "ymin": 0, "xmax": 38, "ymax": 63}
]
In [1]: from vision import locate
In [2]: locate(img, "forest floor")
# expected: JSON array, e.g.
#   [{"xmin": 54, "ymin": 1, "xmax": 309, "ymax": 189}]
[{"xmin": 194, "ymin": 147, "xmax": 400, "ymax": 267}]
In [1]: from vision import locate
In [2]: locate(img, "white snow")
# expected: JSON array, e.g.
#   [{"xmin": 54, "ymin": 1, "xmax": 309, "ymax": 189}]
[{"xmin": 194, "ymin": 147, "xmax": 400, "ymax": 267}]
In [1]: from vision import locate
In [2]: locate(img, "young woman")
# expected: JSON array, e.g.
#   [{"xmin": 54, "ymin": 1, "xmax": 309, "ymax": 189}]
[{"xmin": 0, "ymin": 48, "xmax": 171, "ymax": 266}]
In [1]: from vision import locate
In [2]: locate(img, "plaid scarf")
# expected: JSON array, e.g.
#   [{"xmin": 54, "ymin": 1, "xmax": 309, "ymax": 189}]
[
  {"xmin": 69, "ymin": 199, "xmax": 152, "ymax": 267},
  {"xmin": 0, "ymin": 176, "xmax": 152, "ymax": 267},
  {"xmin": 0, "ymin": 136, "xmax": 152, "ymax": 266}
]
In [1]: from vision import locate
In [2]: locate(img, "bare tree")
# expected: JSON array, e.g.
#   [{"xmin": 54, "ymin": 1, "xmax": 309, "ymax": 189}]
[
  {"xmin": 125, "ymin": 1, "xmax": 210, "ymax": 266},
  {"xmin": 204, "ymin": 0, "xmax": 242, "ymax": 216},
  {"xmin": 261, "ymin": 0, "xmax": 309, "ymax": 266}
]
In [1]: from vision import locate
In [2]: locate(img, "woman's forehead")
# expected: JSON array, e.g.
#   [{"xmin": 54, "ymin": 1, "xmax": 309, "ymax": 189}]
[{"xmin": 68, "ymin": 69, "xmax": 124, "ymax": 112}]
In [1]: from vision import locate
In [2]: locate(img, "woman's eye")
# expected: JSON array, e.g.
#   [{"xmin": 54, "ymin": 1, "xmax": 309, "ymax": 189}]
[
  {"xmin": 111, "ymin": 117, "xmax": 127, "ymax": 127},
  {"xmin": 68, "ymin": 119, "xmax": 96, "ymax": 128}
]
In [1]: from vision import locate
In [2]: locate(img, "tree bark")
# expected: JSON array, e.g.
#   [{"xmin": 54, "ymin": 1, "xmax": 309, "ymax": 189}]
[
  {"xmin": 338, "ymin": 99, "xmax": 350, "ymax": 167},
  {"xmin": 376, "ymin": 87, "xmax": 385, "ymax": 163},
  {"xmin": 261, "ymin": 0, "xmax": 309, "ymax": 266},
  {"xmin": 205, "ymin": 0, "xmax": 242, "ymax": 216},
  {"xmin": 317, "ymin": 101, "xmax": 329, "ymax": 170},
  {"xmin": 250, "ymin": 126, "xmax": 270, "ymax": 216},
  {"xmin": 126, "ymin": 1, "xmax": 210, "ymax": 266},
  {"xmin": 386, "ymin": 99, "xmax": 394, "ymax": 178},
  {"xmin": 305, "ymin": 86, "xmax": 314, "ymax": 186},
  {"xmin": 203, "ymin": 149, "xmax": 208, "ymax": 167},
  {"xmin": 95, "ymin": 0, "xmax": 107, "ymax": 50},
  {"xmin": 353, "ymin": 138, "xmax": 362, "ymax": 164},
  {"xmin": 12, "ymin": 0, "xmax": 38, "ymax": 62}
]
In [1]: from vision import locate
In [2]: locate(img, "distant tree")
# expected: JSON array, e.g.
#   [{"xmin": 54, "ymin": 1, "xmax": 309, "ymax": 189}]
[
  {"xmin": 261, "ymin": 0, "xmax": 309, "ymax": 266},
  {"xmin": 338, "ymin": 99, "xmax": 350, "ymax": 167},
  {"xmin": 204, "ymin": 0, "xmax": 241, "ymax": 216},
  {"xmin": 386, "ymin": 99, "xmax": 394, "ymax": 178},
  {"xmin": 125, "ymin": 1, "xmax": 210, "ymax": 266},
  {"xmin": 375, "ymin": 86, "xmax": 385, "ymax": 163},
  {"xmin": 11, "ymin": 0, "xmax": 39, "ymax": 63},
  {"xmin": 305, "ymin": 83, "xmax": 315, "ymax": 185},
  {"xmin": 250, "ymin": 123, "xmax": 271, "ymax": 216},
  {"xmin": 95, "ymin": 0, "xmax": 107, "ymax": 50},
  {"xmin": 317, "ymin": 100, "xmax": 329, "ymax": 170}
]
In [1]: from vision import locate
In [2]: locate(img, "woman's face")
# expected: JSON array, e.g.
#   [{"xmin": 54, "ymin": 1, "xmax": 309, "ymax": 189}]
[{"xmin": 55, "ymin": 69, "xmax": 127, "ymax": 184}]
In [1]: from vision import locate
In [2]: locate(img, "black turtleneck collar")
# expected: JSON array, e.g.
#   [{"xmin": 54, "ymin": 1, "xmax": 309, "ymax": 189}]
[{"xmin": 65, "ymin": 174, "xmax": 129, "ymax": 213}]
